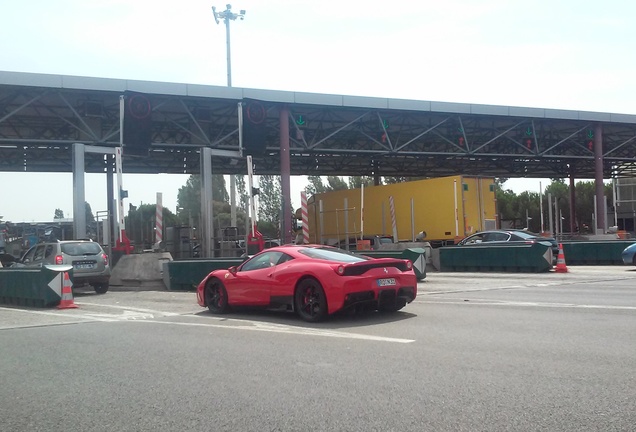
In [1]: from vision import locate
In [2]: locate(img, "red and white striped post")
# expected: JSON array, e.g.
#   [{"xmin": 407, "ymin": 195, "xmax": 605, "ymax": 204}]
[
  {"xmin": 301, "ymin": 191, "xmax": 309, "ymax": 244},
  {"xmin": 155, "ymin": 192, "xmax": 163, "ymax": 246}
]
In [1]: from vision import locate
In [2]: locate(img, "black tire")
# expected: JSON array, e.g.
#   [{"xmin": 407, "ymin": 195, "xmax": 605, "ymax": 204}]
[
  {"xmin": 294, "ymin": 278, "xmax": 328, "ymax": 322},
  {"xmin": 94, "ymin": 283, "xmax": 109, "ymax": 294},
  {"xmin": 205, "ymin": 278, "xmax": 229, "ymax": 314},
  {"xmin": 633, "ymin": 255, "xmax": 636, "ymax": 266}
]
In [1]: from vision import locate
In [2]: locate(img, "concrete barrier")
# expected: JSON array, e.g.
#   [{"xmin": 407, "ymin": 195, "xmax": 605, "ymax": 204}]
[{"xmin": 110, "ymin": 252, "xmax": 173, "ymax": 289}]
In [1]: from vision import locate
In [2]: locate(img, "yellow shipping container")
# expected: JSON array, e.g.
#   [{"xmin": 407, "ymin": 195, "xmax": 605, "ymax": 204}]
[{"xmin": 307, "ymin": 175, "xmax": 498, "ymax": 247}]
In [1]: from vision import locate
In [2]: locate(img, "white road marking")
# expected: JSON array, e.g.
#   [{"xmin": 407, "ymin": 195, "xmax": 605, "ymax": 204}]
[
  {"xmin": 416, "ymin": 299, "xmax": 636, "ymax": 311},
  {"xmin": 0, "ymin": 306, "xmax": 115, "ymax": 321},
  {"xmin": 80, "ymin": 310, "xmax": 156, "ymax": 320},
  {"xmin": 0, "ymin": 306, "xmax": 157, "ymax": 327},
  {"xmin": 75, "ymin": 302, "xmax": 182, "ymax": 316},
  {"xmin": 135, "ymin": 319, "xmax": 416, "ymax": 343},
  {"xmin": 0, "ymin": 306, "xmax": 414, "ymax": 343},
  {"xmin": 421, "ymin": 285, "xmax": 523, "ymax": 295}
]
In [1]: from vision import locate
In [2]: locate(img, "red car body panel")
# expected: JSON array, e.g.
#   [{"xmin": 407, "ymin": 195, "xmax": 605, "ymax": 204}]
[{"xmin": 196, "ymin": 245, "xmax": 417, "ymax": 317}]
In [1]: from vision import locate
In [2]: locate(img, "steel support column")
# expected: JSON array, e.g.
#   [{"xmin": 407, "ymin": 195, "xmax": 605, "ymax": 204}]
[
  {"xmin": 106, "ymin": 155, "xmax": 115, "ymax": 262},
  {"xmin": 569, "ymin": 175, "xmax": 576, "ymax": 234},
  {"xmin": 280, "ymin": 105, "xmax": 292, "ymax": 244},
  {"xmin": 200, "ymin": 147, "xmax": 215, "ymax": 257},
  {"xmin": 594, "ymin": 124, "xmax": 605, "ymax": 233},
  {"xmin": 72, "ymin": 143, "xmax": 87, "ymax": 239}
]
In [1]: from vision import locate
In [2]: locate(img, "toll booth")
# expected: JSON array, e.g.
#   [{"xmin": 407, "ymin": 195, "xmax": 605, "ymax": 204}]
[
  {"xmin": 166, "ymin": 226, "xmax": 192, "ymax": 259},
  {"xmin": 218, "ymin": 226, "xmax": 241, "ymax": 257}
]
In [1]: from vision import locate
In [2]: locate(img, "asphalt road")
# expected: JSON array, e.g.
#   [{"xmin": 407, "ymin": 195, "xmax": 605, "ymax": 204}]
[{"xmin": 1, "ymin": 267, "xmax": 636, "ymax": 431}]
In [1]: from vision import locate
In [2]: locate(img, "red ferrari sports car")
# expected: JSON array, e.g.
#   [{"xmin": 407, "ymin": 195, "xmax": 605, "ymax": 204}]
[{"xmin": 196, "ymin": 244, "xmax": 418, "ymax": 322}]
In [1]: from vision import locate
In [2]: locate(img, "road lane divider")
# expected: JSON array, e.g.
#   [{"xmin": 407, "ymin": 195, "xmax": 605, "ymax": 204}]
[{"xmin": 135, "ymin": 319, "xmax": 415, "ymax": 343}]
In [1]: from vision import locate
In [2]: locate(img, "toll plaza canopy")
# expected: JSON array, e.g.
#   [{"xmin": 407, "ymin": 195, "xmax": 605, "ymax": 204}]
[{"xmin": 2, "ymin": 70, "xmax": 636, "ymax": 179}]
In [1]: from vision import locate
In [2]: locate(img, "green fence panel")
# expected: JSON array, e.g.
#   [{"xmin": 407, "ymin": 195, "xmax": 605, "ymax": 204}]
[
  {"xmin": 0, "ymin": 265, "xmax": 71, "ymax": 307},
  {"xmin": 439, "ymin": 243, "xmax": 553, "ymax": 273},
  {"xmin": 561, "ymin": 241, "xmax": 636, "ymax": 265},
  {"xmin": 358, "ymin": 250, "xmax": 404, "ymax": 259},
  {"xmin": 166, "ymin": 258, "xmax": 245, "ymax": 291}
]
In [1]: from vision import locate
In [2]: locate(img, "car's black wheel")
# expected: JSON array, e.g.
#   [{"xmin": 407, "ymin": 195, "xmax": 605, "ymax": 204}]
[
  {"xmin": 93, "ymin": 283, "xmax": 109, "ymax": 294},
  {"xmin": 294, "ymin": 278, "xmax": 328, "ymax": 322},
  {"xmin": 205, "ymin": 278, "xmax": 229, "ymax": 314},
  {"xmin": 633, "ymin": 254, "xmax": 636, "ymax": 266}
]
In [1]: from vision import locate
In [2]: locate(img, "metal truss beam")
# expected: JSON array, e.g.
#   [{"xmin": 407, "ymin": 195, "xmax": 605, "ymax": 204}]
[{"xmin": 2, "ymin": 84, "xmax": 636, "ymax": 180}]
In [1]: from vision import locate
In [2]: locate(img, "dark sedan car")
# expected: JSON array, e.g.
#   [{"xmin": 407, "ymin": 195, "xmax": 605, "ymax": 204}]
[{"xmin": 457, "ymin": 229, "xmax": 559, "ymax": 264}]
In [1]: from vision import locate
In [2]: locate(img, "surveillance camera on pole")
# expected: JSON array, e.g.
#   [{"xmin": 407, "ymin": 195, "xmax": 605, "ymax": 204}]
[{"xmin": 212, "ymin": 6, "xmax": 220, "ymax": 24}]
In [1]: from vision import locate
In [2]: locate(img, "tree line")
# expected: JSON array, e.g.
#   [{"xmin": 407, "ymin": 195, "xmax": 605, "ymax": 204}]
[{"xmin": 119, "ymin": 175, "xmax": 611, "ymax": 247}]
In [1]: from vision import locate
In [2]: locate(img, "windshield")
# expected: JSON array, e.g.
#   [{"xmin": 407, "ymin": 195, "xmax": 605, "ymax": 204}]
[
  {"xmin": 61, "ymin": 242, "xmax": 102, "ymax": 256},
  {"xmin": 298, "ymin": 247, "xmax": 370, "ymax": 263}
]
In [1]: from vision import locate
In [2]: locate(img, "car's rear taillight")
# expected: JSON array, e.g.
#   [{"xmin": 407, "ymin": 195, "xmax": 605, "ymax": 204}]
[
  {"xmin": 406, "ymin": 260, "xmax": 413, "ymax": 270},
  {"xmin": 336, "ymin": 265, "xmax": 345, "ymax": 275},
  {"xmin": 55, "ymin": 255, "xmax": 63, "ymax": 265},
  {"xmin": 102, "ymin": 253, "xmax": 109, "ymax": 266}
]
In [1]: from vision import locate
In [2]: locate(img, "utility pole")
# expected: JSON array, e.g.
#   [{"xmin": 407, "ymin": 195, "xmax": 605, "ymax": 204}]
[{"xmin": 212, "ymin": 4, "xmax": 245, "ymax": 228}]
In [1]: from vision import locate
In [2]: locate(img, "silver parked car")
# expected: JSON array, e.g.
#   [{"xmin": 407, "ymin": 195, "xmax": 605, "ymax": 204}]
[{"xmin": 19, "ymin": 240, "xmax": 111, "ymax": 293}]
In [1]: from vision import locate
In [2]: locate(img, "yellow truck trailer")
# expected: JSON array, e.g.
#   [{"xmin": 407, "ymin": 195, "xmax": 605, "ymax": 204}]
[{"xmin": 307, "ymin": 175, "xmax": 498, "ymax": 247}]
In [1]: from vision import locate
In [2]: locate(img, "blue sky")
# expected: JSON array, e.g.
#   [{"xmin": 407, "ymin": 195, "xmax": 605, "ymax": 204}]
[{"xmin": 1, "ymin": 0, "xmax": 633, "ymax": 221}]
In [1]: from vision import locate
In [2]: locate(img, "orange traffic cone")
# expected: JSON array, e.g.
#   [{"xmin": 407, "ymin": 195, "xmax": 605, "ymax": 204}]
[
  {"xmin": 58, "ymin": 271, "xmax": 78, "ymax": 309},
  {"xmin": 555, "ymin": 243, "xmax": 569, "ymax": 273}
]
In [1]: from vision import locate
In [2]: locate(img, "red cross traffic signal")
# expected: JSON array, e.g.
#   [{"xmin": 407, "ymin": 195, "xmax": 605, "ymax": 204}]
[
  {"xmin": 123, "ymin": 91, "xmax": 152, "ymax": 156},
  {"xmin": 242, "ymin": 99, "xmax": 268, "ymax": 155},
  {"xmin": 524, "ymin": 137, "xmax": 533, "ymax": 149}
]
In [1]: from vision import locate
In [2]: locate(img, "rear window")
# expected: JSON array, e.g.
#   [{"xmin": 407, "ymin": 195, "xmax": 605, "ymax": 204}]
[
  {"xmin": 61, "ymin": 242, "xmax": 102, "ymax": 256},
  {"xmin": 298, "ymin": 247, "xmax": 370, "ymax": 263}
]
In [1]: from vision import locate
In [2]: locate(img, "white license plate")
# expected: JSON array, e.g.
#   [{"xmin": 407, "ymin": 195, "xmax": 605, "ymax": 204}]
[
  {"xmin": 74, "ymin": 264, "xmax": 95, "ymax": 269},
  {"xmin": 377, "ymin": 278, "xmax": 396, "ymax": 287}
]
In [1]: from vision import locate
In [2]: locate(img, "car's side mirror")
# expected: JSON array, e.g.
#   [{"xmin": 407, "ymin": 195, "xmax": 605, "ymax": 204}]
[{"xmin": 229, "ymin": 266, "xmax": 238, "ymax": 275}]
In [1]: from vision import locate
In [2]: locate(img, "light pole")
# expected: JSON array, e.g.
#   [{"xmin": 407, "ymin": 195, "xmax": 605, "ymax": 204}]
[
  {"xmin": 212, "ymin": 4, "xmax": 245, "ymax": 228},
  {"xmin": 212, "ymin": 4, "xmax": 245, "ymax": 88}
]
